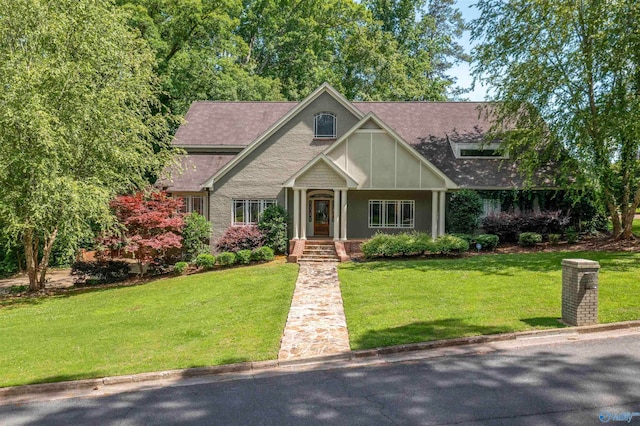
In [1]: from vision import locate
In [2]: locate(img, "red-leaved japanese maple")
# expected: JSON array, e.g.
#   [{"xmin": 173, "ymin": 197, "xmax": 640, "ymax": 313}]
[{"xmin": 105, "ymin": 191, "xmax": 185, "ymax": 271}]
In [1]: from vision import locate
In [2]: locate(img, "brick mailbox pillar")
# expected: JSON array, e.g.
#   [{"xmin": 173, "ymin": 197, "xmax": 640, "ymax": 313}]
[{"xmin": 561, "ymin": 258, "xmax": 600, "ymax": 326}]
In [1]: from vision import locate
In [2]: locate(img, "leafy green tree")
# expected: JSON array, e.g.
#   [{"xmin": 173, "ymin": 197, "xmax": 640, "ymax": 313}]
[
  {"xmin": 363, "ymin": 0, "xmax": 468, "ymax": 99},
  {"xmin": 182, "ymin": 212, "xmax": 212, "ymax": 261},
  {"xmin": 472, "ymin": 0, "xmax": 640, "ymax": 239},
  {"xmin": 448, "ymin": 190, "xmax": 484, "ymax": 234},
  {"xmin": 120, "ymin": 0, "xmax": 468, "ymax": 106},
  {"xmin": 0, "ymin": 0, "xmax": 173, "ymax": 290},
  {"xmin": 258, "ymin": 205, "xmax": 288, "ymax": 254},
  {"xmin": 117, "ymin": 0, "xmax": 284, "ymax": 114}
]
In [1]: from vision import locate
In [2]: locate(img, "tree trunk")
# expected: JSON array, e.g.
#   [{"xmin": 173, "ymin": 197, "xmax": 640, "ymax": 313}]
[
  {"xmin": 606, "ymin": 200, "xmax": 622, "ymax": 237},
  {"xmin": 23, "ymin": 229, "xmax": 40, "ymax": 291},
  {"xmin": 38, "ymin": 228, "xmax": 58, "ymax": 287}
]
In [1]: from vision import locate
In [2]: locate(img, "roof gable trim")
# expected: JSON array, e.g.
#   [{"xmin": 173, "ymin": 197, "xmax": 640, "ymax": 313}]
[
  {"xmin": 324, "ymin": 113, "xmax": 458, "ymax": 189},
  {"xmin": 283, "ymin": 154, "xmax": 359, "ymax": 188},
  {"xmin": 202, "ymin": 83, "xmax": 364, "ymax": 188}
]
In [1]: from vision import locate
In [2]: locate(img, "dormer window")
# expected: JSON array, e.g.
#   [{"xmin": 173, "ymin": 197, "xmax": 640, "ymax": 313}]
[
  {"xmin": 453, "ymin": 142, "xmax": 508, "ymax": 159},
  {"xmin": 314, "ymin": 112, "xmax": 336, "ymax": 138}
]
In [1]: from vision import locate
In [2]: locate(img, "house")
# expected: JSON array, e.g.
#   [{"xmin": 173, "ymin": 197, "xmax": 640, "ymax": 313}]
[{"xmin": 159, "ymin": 83, "xmax": 553, "ymax": 255}]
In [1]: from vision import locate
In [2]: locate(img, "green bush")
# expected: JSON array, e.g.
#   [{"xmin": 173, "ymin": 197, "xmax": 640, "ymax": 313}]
[
  {"xmin": 566, "ymin": 227, "xmax": 579, "ymax": 243},
  {"xmin": 182, "ymin": 213, "xmax": 211, "ymax": 261},
  {"xmin": 217, "ymin": 251, "xmax": 236, "ymax": 266},
  {"xmin": 451, "ymin": 233, "xmax": 474, "ymax": 248},
  {"xmin": 251, "ymin": 246, "xmax": 275, "ymax": 261},
  {"xmin": 448, "ymin": 190, "xmax": 483, "ymax": 234},
  {"xmin": 236, "ymin": 249, "xmax": 252, "ymax": 264},
  {"xmin": 434, "ymin": 234, "xmax": 469, "ymax": 254},
  {"xmin": 71, "ymin": 260, "xmax": 130, "ymax": 285},
  {"xmin": 361, "ymin": 233, "xmax": 393, "ymax": 258},
  {"xmin": 362, "ymin": 232, "xmax": 439, "ymax": 258},
  {"xmin": 518, "ymin": 232, "xmax": 542, "ymax": 247},
  {"xmin": 548, "ymin": 233, "xmax": 561, "ymax": 245},
  {"xmin": 475, "ymin": 234, "xmax": 499, "ymax": 250},
  {"xmin": 258, "ymin": 205, "xmax": 288, "ymax": 254},
  {"xmin": 173, "ymin": 261, "xmax": 188, "ymax": 274},
  {"xmin": 195, "ymin": 253, "xmax": 216, "ymax": 269}
]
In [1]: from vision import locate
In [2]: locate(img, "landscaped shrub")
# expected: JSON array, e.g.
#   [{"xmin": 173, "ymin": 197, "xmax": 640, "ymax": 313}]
[
  {"xmin": 173, "ymin": 261, "xmax": 188, "ymax": 274},
  {"xmin": 216, "ymin": 225, "xmax": 264, "ymax": 253},
  {"xmin": 548, "ymin": 233, "xmax": 561, "ymax": 245},
  {"xmin": 251, "ymin": 246, "xmax": 275, "ymax": 261},
  {"xmin": 475, "ymin": 234, "xmax": 499, "ymax": 251},
  {"xmin": 258, "ymin": 205, "xmax": 288, "ymax": 254},
  {"xmin": 451, "ymin": 233, "xmax": 474, "ymax": 248},
  {"xmin": 362, "ymin": 232, "xmax": 437, "ymax": 258},
  {"xmin": 448, "ymin": 190, "xmax": 483, "ymax": 234},
  {"xmin": 518, "ymin": 232, "xmax": 542, "ymax": 247},
  {"xmin": 195, "ymin": 253, "xmax": 216, "ymax": 269},
  {"xmin": 361, "ymin": 233, "xmax": 394, "ymax": 258},
  {"xmin": 482, "ymin": 211, "xmax": 569, "ymax": 242},
  {"xmin": 182, "ymin": 212, "xmax": 211, "ymax": 261},
  {"xmin": 566, "ymin": 227, "xmax": 579, "ymax": 243},
  {"xmin": 71, "ymin": 260, "xmax": 130, "ymax": 285},
  {"xmin": 217, "ymin": 251, "xmax": 237, "ymax": 266},
  {"xmin": 236, "ymin": 249, "xmax": 252, "ymax": 264},
  {"xmin": 434, "ymin": 234, "xmax": 469, "ymax": 254}
]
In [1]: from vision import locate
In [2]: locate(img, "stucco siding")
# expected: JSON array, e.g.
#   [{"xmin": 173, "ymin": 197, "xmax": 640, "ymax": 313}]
[
  {"xmin": 209, "ymin": 92, "xmax": 360, "ymax": 243},
  {"xmin": 345, "ymin": 190, "xmax": 433, "ymax": 239}
]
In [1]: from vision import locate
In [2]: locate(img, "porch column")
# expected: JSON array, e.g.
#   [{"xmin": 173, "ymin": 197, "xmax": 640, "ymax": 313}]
[
  {"xmin": 439, "ymin": 191, "xmax": 446, "ymax": 236},
  {"xmin": 431, "ymin": 191, "xmax": 438, "ymax": 239},
  {"xmin": 293, "ymin": 189, "xmax": 300, "ymax": 240},
  {"xmin": 333, "ymin": 189, "xmax": 340, "ymax": 240},
  {"xmin": 300, "ymin": 188, "xmax": 307, "ymax": 240},
  {"xmin": 340, "ymin": 189, "xmax": 348, "ymax": 240}
]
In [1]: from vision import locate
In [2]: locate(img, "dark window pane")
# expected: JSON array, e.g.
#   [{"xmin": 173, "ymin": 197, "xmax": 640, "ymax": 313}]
[{"xmin": 315, "ymin": 113, "xmax": 336, "ymax": 137}]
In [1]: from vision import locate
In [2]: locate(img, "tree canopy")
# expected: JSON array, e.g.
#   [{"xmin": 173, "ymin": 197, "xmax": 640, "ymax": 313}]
[
  {"xmin": 0, "ymin": 0, "xmax": 174, "ymax": 289},
  {"xmin": 117, "ymin": 0, "xmax": 467, "ymax": 114},
  {"xmin": 472, "ymin": 0, "xmax": 640, "ymax": 238}
]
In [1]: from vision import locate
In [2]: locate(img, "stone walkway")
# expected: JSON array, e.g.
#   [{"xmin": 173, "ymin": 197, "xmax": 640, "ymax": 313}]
[{"xmin": 278, "ymin": 262, "xmax": 351, "ymax": 360}]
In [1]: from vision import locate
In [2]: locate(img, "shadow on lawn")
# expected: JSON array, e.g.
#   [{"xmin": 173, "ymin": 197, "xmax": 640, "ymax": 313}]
[
  {"xmin": 347, "ymin": 251, "xmax": 640, "ymax": 275},
  {"xmin": 520, "ymin": 317, "xmax": 565, "ymax": 328},
  {"xmin": 352, "ymin": 318, "xmax": 518, "ymax": 350}
]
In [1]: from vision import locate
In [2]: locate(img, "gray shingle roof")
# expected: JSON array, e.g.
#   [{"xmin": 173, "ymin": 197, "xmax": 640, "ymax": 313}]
[
  {"xmin": 166, "ymin": 100, "xmax": 554, "ymax": 191},
  {"xmin": 173, "ymin": 101, "xmax": 296, "ymax": 146},
  {"xmin": 158, "ymin": 153, "xmax": 236, "ymax": 192}
]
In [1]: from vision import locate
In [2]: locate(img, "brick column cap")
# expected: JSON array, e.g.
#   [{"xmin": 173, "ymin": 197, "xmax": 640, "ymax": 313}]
[{"xmin": 561, "ymin": 258, "xmax": 600, "ymax": 269}]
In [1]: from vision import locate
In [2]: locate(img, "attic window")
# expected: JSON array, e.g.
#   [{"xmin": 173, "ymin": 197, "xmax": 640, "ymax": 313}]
[
  {"xmin": 314, "ymin": 112, "xmax": 336, "ymax": 138},
  {"xmin": 453, "ymin": 142, "xmax": 508, "ymax": 159},
  {"xmin": 460, "ymin": 149, "xmax": 502, "ymax": 157}
]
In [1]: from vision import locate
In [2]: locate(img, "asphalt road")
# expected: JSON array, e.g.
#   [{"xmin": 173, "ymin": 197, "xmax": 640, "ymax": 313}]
[{"xmin": 2, "ymin": 334, "xmax": 640, "ymax": 425}]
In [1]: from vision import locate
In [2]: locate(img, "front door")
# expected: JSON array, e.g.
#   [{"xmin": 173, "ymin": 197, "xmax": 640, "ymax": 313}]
[{"xmin": 313, "ymin": 200, "xmax": 330, "ymax": 236}]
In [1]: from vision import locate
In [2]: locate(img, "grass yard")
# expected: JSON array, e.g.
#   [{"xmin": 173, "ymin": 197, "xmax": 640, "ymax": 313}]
[
  {"xmin": 0, "ymin": 261, "xmax": 298, "ymax": 387},
  {"xmin": 339, "ymin": 251, "xmax": 640, "ymax": 350}
]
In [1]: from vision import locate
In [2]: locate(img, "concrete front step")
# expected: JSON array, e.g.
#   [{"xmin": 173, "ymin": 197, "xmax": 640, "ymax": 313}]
[
  {"xmin": 304, "ymin": 250, "xmax": 337, "ymax": 255},
  {"xmin": 305, "ymin": 245, "xmax": 335, "ymax": 250},
  {"xmin": 299, "ymin": 257, "xmax": 341, "ymax": 262}
]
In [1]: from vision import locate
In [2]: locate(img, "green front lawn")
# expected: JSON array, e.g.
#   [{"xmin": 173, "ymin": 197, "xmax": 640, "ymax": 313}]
[
  {"xmin": 340, "ymin": 251, "xmax": 640, "ymax": 350},
  {"xmin": 0, "ymin": 261, "xmax": 298, "ymax": 387}
]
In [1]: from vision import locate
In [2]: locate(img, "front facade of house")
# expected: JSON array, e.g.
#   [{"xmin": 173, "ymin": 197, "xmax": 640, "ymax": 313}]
[{"xmin": 159, "ymin": 83, "xmax": 552, "ymax": 247}]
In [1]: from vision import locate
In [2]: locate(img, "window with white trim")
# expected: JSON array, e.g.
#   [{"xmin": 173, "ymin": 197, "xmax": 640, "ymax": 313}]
[
  {"xmin": 481, "ymin": 198, "xmax": 501, "ymax": 218},
  {"xmin": 314, "ymin": 112, "xmax": 336, "ymax": 138},
  {"xmin": 178, "ymin": 194, "xmax": 206, "ymax": 216},
  {"xmin": 232, "ymin": 199, "xmax": 276, "ymax": 225},
  {"xmin": 369, "ymin": 200, "xmax": 415, "ymax": 228}
]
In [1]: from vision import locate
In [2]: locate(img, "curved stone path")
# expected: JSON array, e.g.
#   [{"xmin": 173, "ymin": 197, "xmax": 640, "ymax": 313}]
[{"xmin": 278, "ymin": 262, "xmax": 351, "ymax": 361}]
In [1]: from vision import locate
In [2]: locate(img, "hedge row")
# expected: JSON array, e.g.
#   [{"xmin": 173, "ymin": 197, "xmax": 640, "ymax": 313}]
[
  {"xmin": 188, "ymin": 246, "xmax": 275, "ymax": 272},
  {"xmin": 481, "ymin": 211, "xmax": 569, "ymax": 242},
  {"xmin": 361, "ymin": 232, "xmax": 470, "ymax": 259}
]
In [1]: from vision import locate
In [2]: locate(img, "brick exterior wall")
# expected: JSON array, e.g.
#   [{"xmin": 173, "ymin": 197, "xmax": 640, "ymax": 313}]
[
  {"xmin": 561, "ymin": 258, "xmax": 599, "ymax": 326},
  {"xmin": 209, "ymin": 92, "xmax": 360, "ymax": 244},
  {"xmin": 296, "ymin": 161, "xmax": 346, "ymax": 188}
]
